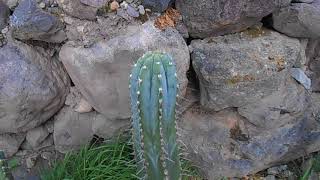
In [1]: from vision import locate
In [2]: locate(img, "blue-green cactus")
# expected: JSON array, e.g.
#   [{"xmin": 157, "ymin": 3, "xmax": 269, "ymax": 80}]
[{"xmin": 129, "ymin": 52, "xmax": 181, "ymax": 180}]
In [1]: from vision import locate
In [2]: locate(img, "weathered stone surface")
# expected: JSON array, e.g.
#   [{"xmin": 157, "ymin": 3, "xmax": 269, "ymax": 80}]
[
  {"xmin": 92, "ymin": 114, "xmax": 129, "ymax": 138},
  {"xmin": 54, "ymin": 106, "xmax": 94, "ymax": 153},
  {"xmin": 310, "ymin": 59, "xmax": 320, "ymax": 91},
  {"xmin": 57, "ymin": 0, "xmax": 97, "ymax": 20},
  {"xmin": 176, "ymin": 0, "xmax": 291, "ymax": 38},
  {"xmin": 142, "ymin": 0, "xmax": 173, "ymax": 12},
  {"xmin": 0, "ymin": 40, "xmax": 70, "ymax": 133},
  {"xmin": 238, "ymin": 78, "xmax": 309, "ymax": 129},
  {"xmin": 54, "ymin": 106, "xmax": 128, "ymax": 152},
  {"xmin": 0, "ymin": 0, "xmax": 10, "ymax": 30},
  {"xmin": 10, "ymin": 0, "xmax": 67, "ymax": 43},
  {"xmin": 272, "ymin": 0, "xmax": 320, "ymax": 38},
  {"xmin": 60, "ymin": 21, "xmax": 189, "ymax": 120},
  {"xmin": 180, "ymin": 101, "xmax": 320, "ymax": 178},
  {"xmin": 0, "ymin": 133, "xmax": 25, "ymax": 157},
  {"xmin": 3, "ymin": 0, "xmax": 18, "ymax": 9},
  {"xmin": 80, "ymin": 0, "xmax": 109, "ymax": 8},
  {"xmin": 26, "ymin": 126, "xmax": 49, "ymax": 148},
  {"xmin": 190, "ymin": 29, "xmax": 305, "ymax": 110},
  {"xmin": 292, "ymin": 0, "xmax": 314, "ymax": 3}
]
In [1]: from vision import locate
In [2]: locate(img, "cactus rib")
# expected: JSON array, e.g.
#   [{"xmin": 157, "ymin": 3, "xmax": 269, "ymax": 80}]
[{"xmin": 129, "ymin": 52, "xmax": 181, "ymax": 180}]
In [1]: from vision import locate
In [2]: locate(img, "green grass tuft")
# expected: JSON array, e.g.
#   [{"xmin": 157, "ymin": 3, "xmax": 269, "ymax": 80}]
[{"xmin": 41, "ymin": 136, "xmax": 202, "ymax": 180}]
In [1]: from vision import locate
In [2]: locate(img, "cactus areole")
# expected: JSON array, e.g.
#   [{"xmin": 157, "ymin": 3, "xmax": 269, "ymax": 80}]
[{"xmin": 129, "ymin": 52, "xmax": 181, "ymax": 180}]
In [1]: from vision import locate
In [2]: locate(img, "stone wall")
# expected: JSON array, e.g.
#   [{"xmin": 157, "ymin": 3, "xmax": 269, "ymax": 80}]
[{"xmin": 0, "ymin": 0, "xmax": 320, "ymax": 179}]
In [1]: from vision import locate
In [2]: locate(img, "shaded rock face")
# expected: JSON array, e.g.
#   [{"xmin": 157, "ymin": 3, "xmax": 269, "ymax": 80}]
[
  {"xmin": 0, "ymin": 133, "xmax": 26, "ymax": 157},
  {"xmin": 191, "ymin": 29, "xmax": 305, "ymax": 111},
  {"xmin": 53, "ymin": 106, "xmax": 128, "ymax": 153},
  {"xmin": 59, "ymin": 21, "xmax": 189, "ymax": 120},
  {"xmin": 142, "ymin": 0, "xmax": 173, "ymax": 12},
  {"xmin": 0, "ymin": 0, "xmax": 10, "ymax": 30},
  {"xmin": 176, "ymin": 0, "xmax": 291, "ymax": 38},
  {"xmin": 57, "ymin": 0, "xmax": 97, "ymax": 20},
  {"xmin": 272, "ymin": 0, "xmax": 320, "ymax": 38},
  {"xmin": 180, "ymin": 100, "xmax": 319, "ymax": 178},
  {"xmin": 11, "ymin": 0, "xmax": 67, "ymax": 43},
  {"xmin": 0, "ymin": 40, "xmax": 70, "ymax": 133}
]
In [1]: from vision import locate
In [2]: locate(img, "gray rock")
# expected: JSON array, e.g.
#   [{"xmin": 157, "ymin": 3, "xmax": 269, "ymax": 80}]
[
  {"xmin": 0, "ymin": 0, "xmax": 10, "ymax": 30},
  {"xmin": 80, "ymin": 0, "xmax": 109, "ymax": 8},
  {"xmin": 0, "ymin": 133, "xmax": 25, "ymax": 157},
  {"xmin": 292, "ymin": 0, "xmax": 314, "ymax": 3},
  {"xmin": 10, "ymin": 0, "xmax": 66, "ymax": 43},
  {"xmin": 57, "ymin": 0, "xmax": 97, "ymax": 20},
  {"xmin": 3, "ymin": 0, "xmax": 18, "ymax": 9},
  {"xmin": 0, "ymin": 40, "xmax": 70, "ymax": 133},
  {"xmin": 265, "ymin": 175, "xmax": 276, "ymax": 180},
  {"xmin": 92, "ymin": 114, "xmax": 129, "ymax": 138},
  {"xmin": 238, "ymin": 78, "xmax": 309, "ymax": 129},
  {"xmin": 310, "ymin": 60, "xmax": 320, "ymax": 91},
  {"xmin": 180, "ymin": 101, "xmax": 320, "ymax": 178},
  {"xmin": 142, "ymin": 0, "xmax": 173, "ymax": 12},
  {"xmin": 26, "ymin": 126, "xmax": 49, "ymax": 148},
  {"xmin": 54, "ymin": 106, "xmax": 94, "ymax": 153},
  {"xmin": 59, "ymin": 21, "xmax": 189, "ymax": 120},
  {"xmin": 190, "ymin": 29, "xmax": 305, "ymax": 110},
  {"xmin": 290, "ymin": 68, "xmax": 311, "ymax": 89},
  {"xmin": 272, "ymin": 0, "xmax": 320, "ymax": 38},
  {"xmin": 176, "ymin": 0, "xmax": 291, "ymax": 38},
  {"xmin": 126, "ymin": 4, "xmax": 139, "ymax": 17}
]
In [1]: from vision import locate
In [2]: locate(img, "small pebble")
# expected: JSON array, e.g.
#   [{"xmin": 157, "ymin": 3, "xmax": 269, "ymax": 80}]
[
  {"xmin": 110, "ymin": 0, "xmax": 119, "ymax": 11},
  {"xmin": 1, "ymin": 27, "xmax": 9, "ymax": 34},
  {"xmin": 126, "ymin": 0, "xmax": 133, "ymax": 3},
  {"xmin": 120, "ymin": 1, "xmax": 128, "ymax": 9},
  {"xmin": 39, "ymin": 2, "xmax": 46, "ymax": 8},
  {"xmin": 138, "ymin": 5, "xmax": 145, "ymax": 15}
]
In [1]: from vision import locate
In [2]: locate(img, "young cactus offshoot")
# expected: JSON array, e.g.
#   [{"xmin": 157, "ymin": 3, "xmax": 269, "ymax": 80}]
[{"xmin": 129, "ymin": 52, "xmax": 181, "ymax": 180}]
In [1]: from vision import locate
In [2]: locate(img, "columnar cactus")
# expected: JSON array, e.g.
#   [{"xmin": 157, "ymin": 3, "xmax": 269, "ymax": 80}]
[{"xmin": 129, "ymin": 52, "xmax": 181, "ymax": 180}]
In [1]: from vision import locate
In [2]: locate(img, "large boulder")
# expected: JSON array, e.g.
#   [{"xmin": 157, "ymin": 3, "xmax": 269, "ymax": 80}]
[
  {"xmin": 179, "ymin": 100, "xmax": 319, "ymax": 178},
  {"xmin": 176, "ymin": 0, "xmax": 291, "ymax": 38},
  {"xmin": 272, "ymin": 0, "xmax": 320, "ymax": 38},
  {"xmin": 0, "ymin": 0, "xmax": 10, "ymax": 30},
  {"xmin": 10, "ymin": 0, "xmax": 67, "ymax": 43},
  {"xmin": 190, "ymin": 29, "xmax": 306, "ymax": 111},
  {"xmin": 0, "ymin": 39, "xmax": 70, "ymax": 133},
  {"xmin": 59, "ymin": 21, "xmax": 189, "ymax": 120}
]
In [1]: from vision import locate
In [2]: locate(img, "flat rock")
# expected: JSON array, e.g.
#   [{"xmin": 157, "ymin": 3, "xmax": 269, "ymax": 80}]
[
  {"xmin": 57, "ymin": 0, "xmax": 97, "ymax": 20},
  {"xmin": 0, "ymin": 40, "xmax": 70, "ymax": 133},
  {"xmin": 176, "ymin": 0, "xmax": 291, "ymax": 38},
  {"xmin": 59, "ymin": 21, "xmax": 189, "ymax": 120},
  {"xmin": 190, "ymin": 29, "xmax": 306, "ymax": 110},
  {"xmin": 272, "ymin": 0, "xmax": 320, "ymax": 38},
  {"xmin": 10, "ymin": 0, "xmax": 67, "ymax": 43}
]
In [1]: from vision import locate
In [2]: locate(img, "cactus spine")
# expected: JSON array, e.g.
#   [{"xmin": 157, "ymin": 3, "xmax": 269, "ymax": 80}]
[{"xmin": 129, "ymin": 52, "xmax": 181, "ymax": 180}]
